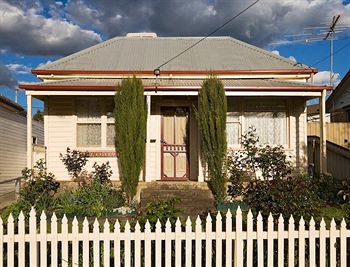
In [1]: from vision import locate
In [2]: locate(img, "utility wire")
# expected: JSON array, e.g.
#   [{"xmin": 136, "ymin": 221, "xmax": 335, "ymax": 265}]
[
  {"xmin": 310, "ymin": 40, "xmax": 350, "ymax": 68},
  {"xmin": 155, "ymin": 0, "xmax": 260, "ymax": 71}
]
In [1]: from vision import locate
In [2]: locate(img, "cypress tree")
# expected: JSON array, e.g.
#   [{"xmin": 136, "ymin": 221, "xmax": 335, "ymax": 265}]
[
  {"xmin": 197, "ymin": 76, "xmax": 227, "ymax": 203},
  {"xmin": 114, "ymin": 77, "xmax": 147, "ymax": 203}
]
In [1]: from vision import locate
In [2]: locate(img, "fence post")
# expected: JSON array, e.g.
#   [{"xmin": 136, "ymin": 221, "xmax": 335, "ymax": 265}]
[
  {"xmin": 165, "ymin": 219, "xmax": 172, "ymax": 267},
  {"xmin": 62, "ymin": 215, "xmax": 69, "ymax": 267},
  {"xmin": 155, "ymin": 219, "xmax": 162, "ymax": 267},
  {"xmin": 82, "ymin": 217, "xmax": 89, "ymax": 267},
  {"xmin": 29, "ymin": 207, "xmax": 37, "ymax": 267},
  {"xmin": 319, "ymin": 219, "xmax": 326, "ymax": 267},
  {"xmin": 225, "ymin": 209, "xmax": 232, "ymax": 267},
  {"xmin": 288, "ymin": 215, "xmax": 295, "ymax": 267},
  {"xmin": 216, "ymin": 212, "xmax": 223, "ymax": 267},
  {"xmin": 278, "ymin": 214, "xmax": 284, "ymax": 267},
  {"xmin": 267, "ymin": 213, "xmax": 274, "ymax": 267},
  {"xmin": 175, "ymin": 218, "xmax": 182, "ymax": 267},
  {"xmin": 135, "ymin": 221, "xmax": 141, "ymax": 267},
  {"xmin": 329, "ymin": 219, "xmax": 337, "ymax": 267},
  {"xmin": 298, "ymin": 217, "xmax": 305, "ymax": 267},
  {"xmin": 309, "ymin": 217, "xmax": 316, "ymax": 267},
  {"xmin": 246, "ymin": 210, "xmax": 253, "ymax": 267},
  {"xmin": 103, "ymin": 219, "xmax": 110, "ymax": 267},
  {"xmin": 235, "ymin": 207, "xmax": 243, "ymax": 267},
  {"xmin": 144, "ymin": 220, "xmax": 152, "ymax": 267},
  {"xmin": 114, "ymin": 220, "xmax": 121, "ymax": 267},
  {"xmin": 185, "ymin": 217, "xmax": 192, "ymax": 267},
  {"xmin": 257, "ymin": 212, "xmax": 264, "ymax": 267},
  {"xmin": 125, "ymin": 220, "xmax": 131, "ymax": 267},
  {"xmin": 195, "ymin": 216, "xmax": 202, "ymax": 267},
  {"xmin": 7, "ymin": 214, "xmax": 14, "ymax": 267},
  {"xmin": 40, "ymin": 211, "xmax": 47, "ymax": 267},
  {"xmin": 72, "ymin": 217, "xmax": 79, "ymax": 266},
  {"xmin": 340, "ymin": 219, "xmax": 347, "ymax": 267},
  {"xmin": 205, "ymin": 213, "xmax": 212, "ymax": 267},
  {"xmin": 18, "ymin": 211, "xmax": 25, "ymax": 266}
]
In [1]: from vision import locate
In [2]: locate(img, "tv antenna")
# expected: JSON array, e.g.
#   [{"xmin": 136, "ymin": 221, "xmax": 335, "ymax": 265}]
[{"xmin": 285, "ymin": 14, "xmax": 350, "ymax": 86}]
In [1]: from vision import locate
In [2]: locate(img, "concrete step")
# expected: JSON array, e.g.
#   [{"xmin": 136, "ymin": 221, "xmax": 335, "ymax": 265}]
[{"xmin": 139, "ymin": 182, "xmax": 216, "ymax": 218}]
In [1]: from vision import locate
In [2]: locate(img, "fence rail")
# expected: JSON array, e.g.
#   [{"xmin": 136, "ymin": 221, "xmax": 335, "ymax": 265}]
[{"xmin": 1, "ymin": 207, "xmax": 350, "ymax": 267}]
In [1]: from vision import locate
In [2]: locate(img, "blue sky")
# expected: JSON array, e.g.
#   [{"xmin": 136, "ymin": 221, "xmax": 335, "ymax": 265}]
[{"xmin": 0, "ymin": 0, "xmax": 349, "ymax": 112}]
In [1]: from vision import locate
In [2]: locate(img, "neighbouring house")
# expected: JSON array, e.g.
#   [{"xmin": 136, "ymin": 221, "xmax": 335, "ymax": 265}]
[
  {"xmin": 0, "ymin": 96, "xmax": 44, "ymax": 197},
  {"xmin": 327, "ymin": 70, "xmax": 350, "ymax": 122},
  {"xmin": 19, "ymin": 33, "xmax": 331, "ymax": 183}
]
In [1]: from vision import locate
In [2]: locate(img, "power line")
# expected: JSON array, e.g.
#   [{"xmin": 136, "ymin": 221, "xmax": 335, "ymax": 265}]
[
  {"xmin": 155, "ymin": 0, "xmax": 260, "ymax": 71},
  {"xmin": 310, "ymin": 40, "xmax": 350, "ymax": 68}
]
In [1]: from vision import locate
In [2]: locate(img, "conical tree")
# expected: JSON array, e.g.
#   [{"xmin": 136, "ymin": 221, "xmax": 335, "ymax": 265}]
[
  {"xmin": 114, "ymin": 77, "xmax": 147, "ymax": 203},
  {"xmin": 197, "ymin": 76, "xmax": 227, "ymax": 203}
]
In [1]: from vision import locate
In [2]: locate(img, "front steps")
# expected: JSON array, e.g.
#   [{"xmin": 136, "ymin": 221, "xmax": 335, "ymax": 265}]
[{"xmin": 139, "ymin": 181, "xmax": 216, "ymax": 218}]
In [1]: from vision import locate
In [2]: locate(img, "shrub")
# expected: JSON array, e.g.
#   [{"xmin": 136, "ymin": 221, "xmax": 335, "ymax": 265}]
[
  {"xmin": 92, "ymin": 162, "xmax": 113, "ymax": 184},
  {"xmin": 2, "ymin": 160, "xmax": 60, "ymax": 220},
  {"xmin": 196, "ymin": 76, "xmax": 227, "ymax": 203},
  {"xmin": 244, "ymin": 175, "xmax": 319, "ymax": 219},
  {"xmin": 313, "ymin": 174, "xmax": 343, "ymax": 204},
  {"xmin": 114, "ymin": 77, "xmax": 147, "ymax": 203},
  {"xmin": 138, "ymin": 198, "xmax": 182, "ymax": 229},
  {"xmin": 60, "ymin": 147, "xmax": 89, "ymax": 185}
]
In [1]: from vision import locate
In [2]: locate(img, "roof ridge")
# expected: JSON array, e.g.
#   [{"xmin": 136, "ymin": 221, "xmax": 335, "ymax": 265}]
[
  {"xmin": 227, "ymin": 37, "xmax": 309, "ymax": 69},
  {"xmin": 38, "ymin": 37, "xmax": 123, "ymax": 70}
]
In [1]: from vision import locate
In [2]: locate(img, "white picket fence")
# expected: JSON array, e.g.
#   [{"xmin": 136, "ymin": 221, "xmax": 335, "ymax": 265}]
[{"xmin": 1, "ymin": 207, "xmax": 350, "ymax": 267}]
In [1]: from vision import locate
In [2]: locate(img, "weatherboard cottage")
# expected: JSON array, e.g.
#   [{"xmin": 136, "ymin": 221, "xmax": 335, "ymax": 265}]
[{"xmin": 19, "ymin": 33, "xmax": 330, "ymax": 182}]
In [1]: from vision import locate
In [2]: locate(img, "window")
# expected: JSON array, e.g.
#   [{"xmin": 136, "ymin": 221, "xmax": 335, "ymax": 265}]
[
  {"xmin": 226, "ymin": 99, "xmax": 288, "ymax": 146},
  {"xmin": 76, "ymin": 97, "xmax": 115, "ymax": 148}
]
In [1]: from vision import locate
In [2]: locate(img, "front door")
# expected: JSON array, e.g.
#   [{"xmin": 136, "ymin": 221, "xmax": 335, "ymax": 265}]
[{"xmin": 161, "ymin": 107, "xmax": 189, "ymax": 180}]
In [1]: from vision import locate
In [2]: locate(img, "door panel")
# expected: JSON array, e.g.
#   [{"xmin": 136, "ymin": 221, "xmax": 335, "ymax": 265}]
[{"xmin": 161, "ymin": 107, "xmax": 189, "ymax": 180}]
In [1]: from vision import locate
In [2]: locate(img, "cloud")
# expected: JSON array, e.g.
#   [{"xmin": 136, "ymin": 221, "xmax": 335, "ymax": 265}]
[
  {"xmin": 314, "ymin": 71, "xmax": 341, "ymax": 86},
  {"xmin": 62, "ymin": 0, "xmax": 350, "ymax": 48},
  {"xmin": 0, "ymin": 1, "xmax": 102, "ymax": 56},
  {"xmin": 6, "ymin": 64, "xmax": 31, "ymax": 74},
  {"xmin": 271, "ymin": 50, "xmax": 280, "ymax": 56},
  {"xmin": 0, "ymin": 63, "xmax": 17, "ymax": 90}
]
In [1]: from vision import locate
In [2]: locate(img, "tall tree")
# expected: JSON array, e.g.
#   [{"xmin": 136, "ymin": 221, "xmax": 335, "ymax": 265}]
[
  {"xmin": 197, "ymin": 76, "xmax": 227, "ymax": 203},
  {"xmin": 114, "ymin": 77, "xmax": 147, "ymax": 203}
]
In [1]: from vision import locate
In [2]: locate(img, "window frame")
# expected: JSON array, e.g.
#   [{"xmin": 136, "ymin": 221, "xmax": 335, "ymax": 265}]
[{"xmin": 75, "ymin": 97, "xmax": 115, "ymax": 150}]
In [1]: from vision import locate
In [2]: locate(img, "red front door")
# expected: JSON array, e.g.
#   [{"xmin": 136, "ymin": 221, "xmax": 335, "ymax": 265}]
[{"xmin": 161, "ymin": 107, "xmax": 189, "ymax": 180}]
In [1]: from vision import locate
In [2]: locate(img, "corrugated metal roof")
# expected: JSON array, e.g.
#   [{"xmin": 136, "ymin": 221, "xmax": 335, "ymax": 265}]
[
  {"xmin": 21, "ymin": 78, "xmax": 325, "ymax": 90},
  {"xmin": 37, "ymin": 36, "xmax": 309, "ymax": 71}
]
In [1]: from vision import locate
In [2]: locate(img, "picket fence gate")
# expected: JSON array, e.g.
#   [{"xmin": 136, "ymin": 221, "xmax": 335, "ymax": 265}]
[{"xmin": 1, "ymin": 207, "xmax": 350, "ymax": 267}]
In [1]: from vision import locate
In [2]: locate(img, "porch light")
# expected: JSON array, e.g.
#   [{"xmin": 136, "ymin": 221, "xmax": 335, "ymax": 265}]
[{"xmin": 154, "ymin": 68, "xmax": 160, "ymax": 76}]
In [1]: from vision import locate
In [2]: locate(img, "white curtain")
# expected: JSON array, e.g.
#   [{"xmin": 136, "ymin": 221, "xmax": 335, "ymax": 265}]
[
  {"xmin": 227, "ymin": 112, "xmax": 241, "ymax": 145},
  {"xmin": 77, "ymin": 124, "xmax": 101, "ymax": 146}
]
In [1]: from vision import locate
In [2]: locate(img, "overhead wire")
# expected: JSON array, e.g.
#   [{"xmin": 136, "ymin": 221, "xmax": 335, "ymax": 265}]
[{"xmin": 155, "ymin": 0, "xmax": 260, "ymax": 71}]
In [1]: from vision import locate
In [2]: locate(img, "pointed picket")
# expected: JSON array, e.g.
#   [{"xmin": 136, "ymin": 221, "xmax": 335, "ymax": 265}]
[
  {"xmin": 18, "ymin": 211, "xmax": 25, "ymax": 267},
  {"xmin": 278, "ymin": 214, "xmax": 284, "ymax": 267},
  {"xmin": 225, "ymin": 209, "xmax": 232, "ymax": 267},
  {"xmin": 72, "ymin": 217, "xmax": 79, "ymax": 267},
  {"xmin": 185, "ymin": 217, "xmax": 192, "ymax": 267},
  {"xmin": 93, "ymin": 218, "xmax": 100, "ymax": 266},
  {"xmin": 51, "ymin": 213, "xmax": 58, "ymax": 267},
  {"xmin": 298, "ymin": 217, "xmax": 305, "ymax": 267},
  {"xmin": 144, "ymin": 220, "xmax": 152, "ymax": 267},
  {"xmin": 205, "ymin": 213, "xmax": 213, "ymax": 267},
  {"xmin": 155, "ymin": 219, "xmax": 162, "ymax": 267},
  {"xmin": 175, "ymin": 218, "xmax": 182, "ymax": 267},
  {"xmin": 134, "ymin": 221, "xmax": 142, "ymax": 267},
  {"xmin": 0, "ymin": 217, "xmax": 3, "ymax": 267},
  {"xmin": 195, "ymin": 216, "xmax": 202, "ymax": 267},
  {"xmin": 61, "ymin": 215, "xmax": 69, "ymax": 267},
  {"xmin": 329, "ymin": 219, "xmax": 337, "ymax": 267},
  {"xmin": 288, "ymin": 215, "xmax": 295, "ymax": 267},
  {"xmin": 319, "ymin": 218, "xmax": 326, "ymax": 267},
  {"xmin": 309, "ymin": 217, "xmax": 316, "ymax": 267},
  {"xmin": 235, "ymin": 207, "xmax": 243, "ymax": 267},
  {"xmin": 103, "ymin": 219, "xmax": 110, "ymax": 267},
  {"xmin": 165, "ymin": 219, "xmax": 172, "ymax": 267},
  {"xmin": 114, "ymin": 220, "xmax": 121, "ymax": 267},
  {"xmin": 40, "ymin": 211, "xmax": 47, "ymax": 267},
  {"xmin": 340, "ymin": 219, "xmax": 347, "ymax": 267},
  {"xmin": 29, "ymin": 207, "xmax": 37, "ymax": 267},
  {"xmin": 125, "ymin": 220, "xmax": 131, "ymax": 267},
  {"xmin": 267, "ymin": 213, "xmax": 274, "ymax": 267},
  {"xmin": 7, "ymin": 214, "xmax": 14, "ymax": 267},
  {"xmin": 246, "ymin": 210, "xmax": 253, "ymax": 267},
  {"xmin": 82, "ymin": 217, "xmax": 90, "ymax": 267},
  {"xmin": 257, "ymin": 212, "xmax": 264, "ymax": 267}
]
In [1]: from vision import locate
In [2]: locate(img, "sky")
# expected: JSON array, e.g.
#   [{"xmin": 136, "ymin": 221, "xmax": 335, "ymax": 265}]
[{"xmin": 0, "ymin": 0, "xmax": 350, "ymax": 112}]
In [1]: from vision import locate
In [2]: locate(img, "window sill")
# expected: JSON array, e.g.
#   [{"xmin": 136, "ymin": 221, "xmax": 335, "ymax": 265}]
[{"xmin": 75, "ymin": 148, "xmax": 119, "ymax": 158}]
